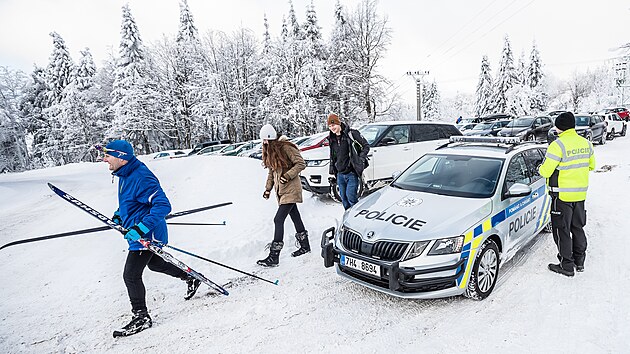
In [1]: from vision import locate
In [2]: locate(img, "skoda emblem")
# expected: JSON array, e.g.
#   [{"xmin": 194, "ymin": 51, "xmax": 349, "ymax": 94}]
[{"xmin": 366, "ymin": 231, "xmax": 375, "ymax": 240}]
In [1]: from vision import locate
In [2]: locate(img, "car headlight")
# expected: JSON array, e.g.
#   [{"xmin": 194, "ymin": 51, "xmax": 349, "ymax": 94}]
[
  {"xmin": 428, "ymin": 236, "xmax": 464, "ymax": 255},
  {"xmin": 402, "ymin": 241, "xmax": 430, "ymax": 261},
  {"xmin": 306, "ymin": 159, "xmax": 329, "ymax": 167}
]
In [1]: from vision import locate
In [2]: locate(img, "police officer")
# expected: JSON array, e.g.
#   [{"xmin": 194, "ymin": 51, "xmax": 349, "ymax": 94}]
[{"xmin": 538, "ymin": 112, "xmax": 595, "ymax": 277}]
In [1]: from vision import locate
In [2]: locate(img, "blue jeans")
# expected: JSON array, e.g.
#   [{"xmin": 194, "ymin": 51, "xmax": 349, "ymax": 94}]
[{"xmin": 337, "ymin": 172, "xmax": 359, "ymax": 210}]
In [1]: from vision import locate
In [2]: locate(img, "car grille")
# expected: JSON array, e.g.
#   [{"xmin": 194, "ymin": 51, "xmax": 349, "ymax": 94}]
[{"xmin": 341, "ymin": 229, "xmax": 409, "ymax": 261}]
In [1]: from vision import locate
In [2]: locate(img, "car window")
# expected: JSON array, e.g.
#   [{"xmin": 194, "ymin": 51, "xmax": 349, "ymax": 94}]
[
  {"xmin": 504, "ymin": 154, "xmax": 531, "ymax": 191},
  {"xmin": 393, "ymin": 154, "xmax": 503, "ymax": 198},
  {"xmin": 411, "ymin": 124, "xmax": 440, "ymax": 142},
  {"xmin": 358, "ymin": 125, "xmax": 389, "ymax": 146},
  {"xmin": 507, "ymin": 117, "xmax": 535, "ymax": 128},
  {"xmin": 522, "ymin": 149, "xmax": 544, "ymax": 183},
  {"xmin": 436, "ymin": 124, "xmax": 462, "ymax": 139},
  {"xmin": 380, "ymin": 125, "xmax": 410, "ymax": 145}
]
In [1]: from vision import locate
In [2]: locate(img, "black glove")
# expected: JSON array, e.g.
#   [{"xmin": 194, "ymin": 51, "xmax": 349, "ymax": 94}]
[
  {"xmin": 263, "ymin": 190, "xmax": 271, "ymax": 199},
  {"xmin": 328, "ymin": 176, "xmax": 337, "ymax": 185},
  {"xmin": 279, "ymin": 174, "xmax": 289, "ymax": 184},
  {"xmin": 112, "ymin": 210, "xmax": 122, "ymax": 225}
]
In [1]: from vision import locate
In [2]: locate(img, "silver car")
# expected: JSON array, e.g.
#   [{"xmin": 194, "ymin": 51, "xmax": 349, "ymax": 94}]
[{"xmin": 321, "ymin": 136, "xmax": 551, "ymax": 300}]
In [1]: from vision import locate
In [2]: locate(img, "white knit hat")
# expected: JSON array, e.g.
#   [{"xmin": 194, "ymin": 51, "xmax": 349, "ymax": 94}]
[{"xmin": 259, "ymin": 124, "xmax": 277, "ymax": 140}]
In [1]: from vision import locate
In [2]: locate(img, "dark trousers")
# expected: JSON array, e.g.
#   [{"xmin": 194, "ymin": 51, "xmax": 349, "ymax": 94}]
[
  {"xmin": 273, "ymin": 203, "xmax": 306, "ymax": 242},
  {"xmin": 550, "ymin": 197, "xmax": 587, "ymax": 271},
  {"xmin": 123, "ymin": 250, "xmax": 188, "ymax": 313}
]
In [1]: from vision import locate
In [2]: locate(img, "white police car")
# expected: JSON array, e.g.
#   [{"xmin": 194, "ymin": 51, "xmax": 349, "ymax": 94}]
[{"xmin": 321, "ymin": 136, "xmax": 551, "ymax": 300}]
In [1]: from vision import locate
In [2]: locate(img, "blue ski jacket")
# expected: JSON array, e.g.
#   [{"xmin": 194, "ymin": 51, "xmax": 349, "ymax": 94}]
[{"xmin": 112, "ymin": 156, "xmax": 172, "ymax": 251}]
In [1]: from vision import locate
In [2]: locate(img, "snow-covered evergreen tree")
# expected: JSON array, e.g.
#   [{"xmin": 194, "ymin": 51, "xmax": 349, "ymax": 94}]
[
  {"xmin": 111, "ymin": 4, "xmax": 153, "ymax": 154},
  {"xmin": 528, "ymin": 41, "xmax": 547, "ymax": 113},
  {"xmin": 46, "ymin": 32, "xmax": 75, "ymax": 105},
  {"xmin": 491, "ymin": 35, "xmax": 517, "ymax": 114},
  {"xmin": 422, "ymin": 81, "xmax": 440, "ymax": 121},
  {"xmin": 475, "ymin": 55, "xmax": 493, "ymax": 117},
  {"xmin": 75, "ymin": 48, "xmax": 96, "ymax": 91}
]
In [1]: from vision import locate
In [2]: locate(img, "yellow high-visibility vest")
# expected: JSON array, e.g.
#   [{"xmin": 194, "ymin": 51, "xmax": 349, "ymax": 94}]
[{"xmin": 538, "ymin": 129, "xmax": 595, "ymax": 202}]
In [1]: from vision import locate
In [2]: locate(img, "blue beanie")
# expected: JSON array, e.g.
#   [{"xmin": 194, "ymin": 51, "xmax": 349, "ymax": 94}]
[{"xmin": 105, "ymin": 140, "xmax": 134, "ymax": 161}]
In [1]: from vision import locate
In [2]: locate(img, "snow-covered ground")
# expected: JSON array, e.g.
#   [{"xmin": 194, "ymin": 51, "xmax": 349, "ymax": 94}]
[{"xmin": 1, "ymin": 137, "xmax": 629, "ymax": 353}]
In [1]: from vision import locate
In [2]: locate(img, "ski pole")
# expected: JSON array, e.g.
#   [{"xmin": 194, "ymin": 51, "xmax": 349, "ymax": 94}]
[
  {"xmin": 0, "ymin": 199, "xmax": 233, "ymax": 251},
  {"xmin": 155, "ymin": 241, "xmax": 279, "ymax": 286},
  {"xmin": 167, "ymin": 221, "xmax": 226, "ymax": 226}
]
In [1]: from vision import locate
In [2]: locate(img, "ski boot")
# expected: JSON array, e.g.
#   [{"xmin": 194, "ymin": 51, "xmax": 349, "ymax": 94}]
[
  {"xmin": 113, "ymin": 310, "xmax": 152, "ymax": 338},
  {"xmin": 184, "ymin": 276, "xmax": 201, "ymax": 300}
]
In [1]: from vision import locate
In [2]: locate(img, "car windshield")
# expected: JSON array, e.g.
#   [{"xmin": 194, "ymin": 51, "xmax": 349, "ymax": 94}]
[
  {"xmin": 300, "ymin": 133, "xmax": 327, "ymax": 147},
  {"xmin": 575, "ymin": 116, "xmax": 590, "ymax": 126},
  {"xmin": 391, "ymin": 154, "xmax": 504, "ymax": 198},
  {"xmin": 506, "ymin": 118, "xmax": 534, "ymax": 128},
  {"xmin": 357, "ymin": 125, "xmax": 390, "ymax": 145},
  {"xmin": 473, "ymin": 122, "xmax": 492, "ymax": 130}
]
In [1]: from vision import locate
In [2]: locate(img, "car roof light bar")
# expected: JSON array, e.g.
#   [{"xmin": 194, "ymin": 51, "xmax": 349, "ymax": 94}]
[{"xmin": 449, "ymin": 136, "xmax": 522, "ymax": 144}]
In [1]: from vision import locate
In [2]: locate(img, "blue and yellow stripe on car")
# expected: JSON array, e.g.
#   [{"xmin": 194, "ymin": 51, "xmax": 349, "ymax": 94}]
[{"xmin": 456, "ymin": 184, "xmax": 549, "ymax": 288}]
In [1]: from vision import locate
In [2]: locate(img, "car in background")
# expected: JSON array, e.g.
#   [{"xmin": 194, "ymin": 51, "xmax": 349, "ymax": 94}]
[
  {"xmin": 547, "ymin": 114, "xmax": 606, "ymax": 144},
  {"xmin": 455, "ymin": 122, "xmax": 476, "ymax": 133},
  {"xmin": 299, "ymin": 132, "xmax": 329, "ymax": 152},
  {"xmin": 238, "ymin": 140, "xmax": 263, "ymax": 157},
  {"xmin": 300, "ymin": 121, "xmax": 462, "ymax": 199},
  {"xmin": 153, "ymin": 150, "xmax": 188, "ymax": 160},
  {"xmin": 198, "ymin": 144, "xmax": 229, "ymax": 155},
  {"xmin": 290, "ymin": 136, "xmax": 311, "ymax": 146},
  {"xmin": 601, "ymin": 112, "xmax": 627, "ymax": 139},
  {"xmin": 599, "ymin": 107, "xmax": 629, "ymax": 121},
  {"xmin": 188, "ymin": 139, "xmax": 232, "ymax": 156},
  {"xmin": 463, "ymin": 120, "xmax": 511, "ymax": 136},
  {"xmin": 546, "ymin": 110, "xmax": 565, "ymax": 121},
  {"xmin": 221, "ymin": 141, "xmax": 260, "ymax": 156},
  {"xmin": 321, "ymin": 136, "xmax": 550, "ymax": 300},
  {"xmin": 498, "ymin": 116, "xmax": 553, "ymax": 142}
]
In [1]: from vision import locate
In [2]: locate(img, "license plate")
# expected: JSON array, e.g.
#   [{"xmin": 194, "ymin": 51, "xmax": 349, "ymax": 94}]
[{"xmin": 341, "ymin": 254, "xmax": 381, "ymax": 277}]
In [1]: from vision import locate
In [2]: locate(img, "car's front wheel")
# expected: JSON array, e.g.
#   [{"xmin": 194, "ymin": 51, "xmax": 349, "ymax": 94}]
[
  {"xmin": 608, "ymin": 129, "xmax": 615, "ymax": 140},
  {"xmin": 464, "ymin": 239, "xmax": 500, "ymax": 300},
  {"xmin": 621, "ymin": 125, "xmax": 627, "ymax": 137}
]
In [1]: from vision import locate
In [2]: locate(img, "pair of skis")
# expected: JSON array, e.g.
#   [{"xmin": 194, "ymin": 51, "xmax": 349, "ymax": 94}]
[{"xmin": 47, "ymin": 183, "xmax": 230, "ymax": 296}]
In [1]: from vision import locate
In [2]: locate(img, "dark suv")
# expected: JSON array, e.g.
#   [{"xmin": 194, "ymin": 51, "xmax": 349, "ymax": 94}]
[
  {"xmin": 547, "ymin": 114, "xmax": 607, "ymax": 144},
  {"xmin": 498, "ymin": 116, "xmax": 553, "ymax": 142}
]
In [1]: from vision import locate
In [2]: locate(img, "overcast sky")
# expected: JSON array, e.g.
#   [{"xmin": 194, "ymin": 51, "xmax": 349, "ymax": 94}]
[{"xmin": 1, "ymin": 0, "xmax": 629, "ymax": 103}]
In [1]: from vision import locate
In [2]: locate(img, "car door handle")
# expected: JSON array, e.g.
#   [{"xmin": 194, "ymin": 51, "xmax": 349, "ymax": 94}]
[{"xmin": 402, "ymin": 147, "xmax": 411, "ymax": 151}]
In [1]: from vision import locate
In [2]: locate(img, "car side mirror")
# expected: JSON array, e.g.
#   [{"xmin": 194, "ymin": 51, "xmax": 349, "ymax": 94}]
[
  {"xmin": 379, "ymin": 137, "xmax": 397, "ymax": 146},
  {"xmin": 505, "ymin": 183, "xmax": 532, "ymax": 198},
  {"xmin": 392, "ymin": 170, "xmax": 402, "ymax": 180}
]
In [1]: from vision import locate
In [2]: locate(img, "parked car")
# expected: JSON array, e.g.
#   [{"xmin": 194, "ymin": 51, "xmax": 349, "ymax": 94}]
[
  {"xmin": 197, "ymin": 144, "xmax": 229, "ymax": 155},
  {"xmin": 237, "ymin": 140, "xmax": 263, "ymax": 157},
  {"xmin": 300, "ymin": 121, "xmax": 462, "ymax": 200},
  {"xmin": 547, "ymin": 114, "xmax": 606, "ymax": 144},
  {"xmin": 188, "ymin": 139, "xmax": 232, "ymax": 156},
  {"xmin": 321, "ymin": 136, "xmax": 550, "ymax": 300},
  {"xmin": 455, "ymin": 122, "xmax": 476, "ymax": 133},
  {"xmin": 221, "ymin": 141, "xmax": 261, "ymax": 156},
  {"xmin": 463, "ymin": 120, "xmax": 511, "ymax": 136},
  {"xmin": 153, "ymin": 150, "xmax": 188, "ymax": 160},
  {"xmin": 598, "ymin": 107, "xmax": 629, "ymax": 121},
  {"xmin": 290, "ymin": 136, "xmax": 311, "ymax": 146},
  {"xmin": 546, "ymin": 110, "xmax": 566, "ymax": 121},
  {"xmin": 299, "ymin": 132, "xmax": 329, "ymax": 152},
  {"xmin": 498, "ymin": 116, "xmax": 553, "ymax": 142},
  {"xmin": 602, "ymin": 112, "xmax": 627, "ymax": 139}
]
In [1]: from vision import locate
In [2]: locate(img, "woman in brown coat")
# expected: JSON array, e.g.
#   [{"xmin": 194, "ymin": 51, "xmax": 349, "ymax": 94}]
[{"xmin": 257, "ymin": 124, "xmax": 310, "ymax": 267}]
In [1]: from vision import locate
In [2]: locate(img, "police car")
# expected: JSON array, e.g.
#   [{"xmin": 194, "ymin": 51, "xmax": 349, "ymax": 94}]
[{"xmin": 321, "ymin": 136, "xmax": 551, "ymax": 300}]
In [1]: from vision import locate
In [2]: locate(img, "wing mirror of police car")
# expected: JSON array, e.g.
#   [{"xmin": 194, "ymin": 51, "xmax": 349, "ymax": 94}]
[
  {"xmin": 505, "ymin": 183, "xmax": 532, "ymax": 198},
  {"xmin": 392, "ymin": 170, "xmax": 402, "ymax": 180}
]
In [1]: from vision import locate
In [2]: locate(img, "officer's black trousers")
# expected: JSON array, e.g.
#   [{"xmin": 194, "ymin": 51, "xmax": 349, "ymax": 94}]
[
  {"xmin": 550, "ymin": 197, "xmax": 587, "ymax": 271},
  {"xmin": 123, "ymin": 250, "xmax": 188, "ymax": 313}
]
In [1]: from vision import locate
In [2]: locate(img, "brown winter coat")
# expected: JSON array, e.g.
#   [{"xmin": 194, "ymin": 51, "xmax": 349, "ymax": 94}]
[{"xmin": 265, "ymin": 142, "xmax": 306, "ymax": 205}]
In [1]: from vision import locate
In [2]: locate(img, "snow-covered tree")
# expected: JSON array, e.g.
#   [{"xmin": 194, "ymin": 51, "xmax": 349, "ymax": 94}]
[
  {"xmin": 46, "ymin": 32, "xmax": 75, "ymax": 105},
  {"xmin": 422, "ymin": 81, "xmax": 440, "ymax": 121},
  {"xmin": 0, "ymin": 66, "xmax": 29, "ymax": 172},
  {"xmin": 491, "ymin": 35, "xmax": 518, "ymax": 114},
  {"xmin": 475, "ymin": 55, "xmax": 493, "ymax": 117},
  {"xmin": 528, "ymin": 41, "xmax": 547, "ymax": 113}
]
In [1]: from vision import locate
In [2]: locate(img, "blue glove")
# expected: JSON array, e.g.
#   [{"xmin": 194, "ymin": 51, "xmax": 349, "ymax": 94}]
[
  {"xmin": 112, "ymin": 210, "xmax": 122, "ymax": 225},
  {"xmin": 125, "ymin": 223, "xmax": 149, "ymax": 242}
]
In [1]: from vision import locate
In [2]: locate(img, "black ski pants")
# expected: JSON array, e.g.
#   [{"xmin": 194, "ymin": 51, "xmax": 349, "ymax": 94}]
[
  {"xmin": 550, "ymin": 197, "xmax": 587, "ymax": 271},
  {"xmin": 273, "ymin": 203, "xmax": 306, "ymax": 242},
  {"xmin": 123, "ymin": 250, "xmax": 188, "ymax": 313}
]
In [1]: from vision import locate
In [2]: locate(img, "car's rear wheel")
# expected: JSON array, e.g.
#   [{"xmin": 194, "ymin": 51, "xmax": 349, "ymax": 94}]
[
  {"xmin": 608, "ymin": 129, "xmax": 615, "ymax": 140},
  {"xmin": 600, "ymin": 132, "xmax": 606, "ymax": 145},
  {"xmin": 585, "ymin": 132, "xmax": 592, "ymax": 142},
  {"xmin": 464, "ymin": 239, "xmax": 500, "ymax": 300}
]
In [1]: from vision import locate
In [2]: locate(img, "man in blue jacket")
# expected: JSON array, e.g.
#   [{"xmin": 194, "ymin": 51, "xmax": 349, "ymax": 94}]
[{"xmin": 102, "ymin": 140, "xmax": 200, "ymax": 337}]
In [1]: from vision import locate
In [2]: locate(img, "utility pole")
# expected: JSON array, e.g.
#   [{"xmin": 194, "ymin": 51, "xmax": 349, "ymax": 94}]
[
  {"xmin": 407, "ymin": 70, "xmax": 430, "ymax": 120},
  {"xmin": 615, "ymin": 58, "xmax": 629, "ymax": 105}
]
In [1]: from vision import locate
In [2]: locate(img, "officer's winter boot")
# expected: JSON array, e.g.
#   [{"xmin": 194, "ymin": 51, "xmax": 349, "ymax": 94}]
[
  {"xmin": 113, "ymin": 310, "xmax": 152, "ymax": 338},
  {"xmin": 291, "ymin": 231, "xmax": 311, "ymax": 257},
  {"xmin": 184, "ymin": 276, "xmax": 201, "ymax": 300},
  {"xmin": 257, "ymin": 241, "xmax": 283, "ymax": 267}
]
